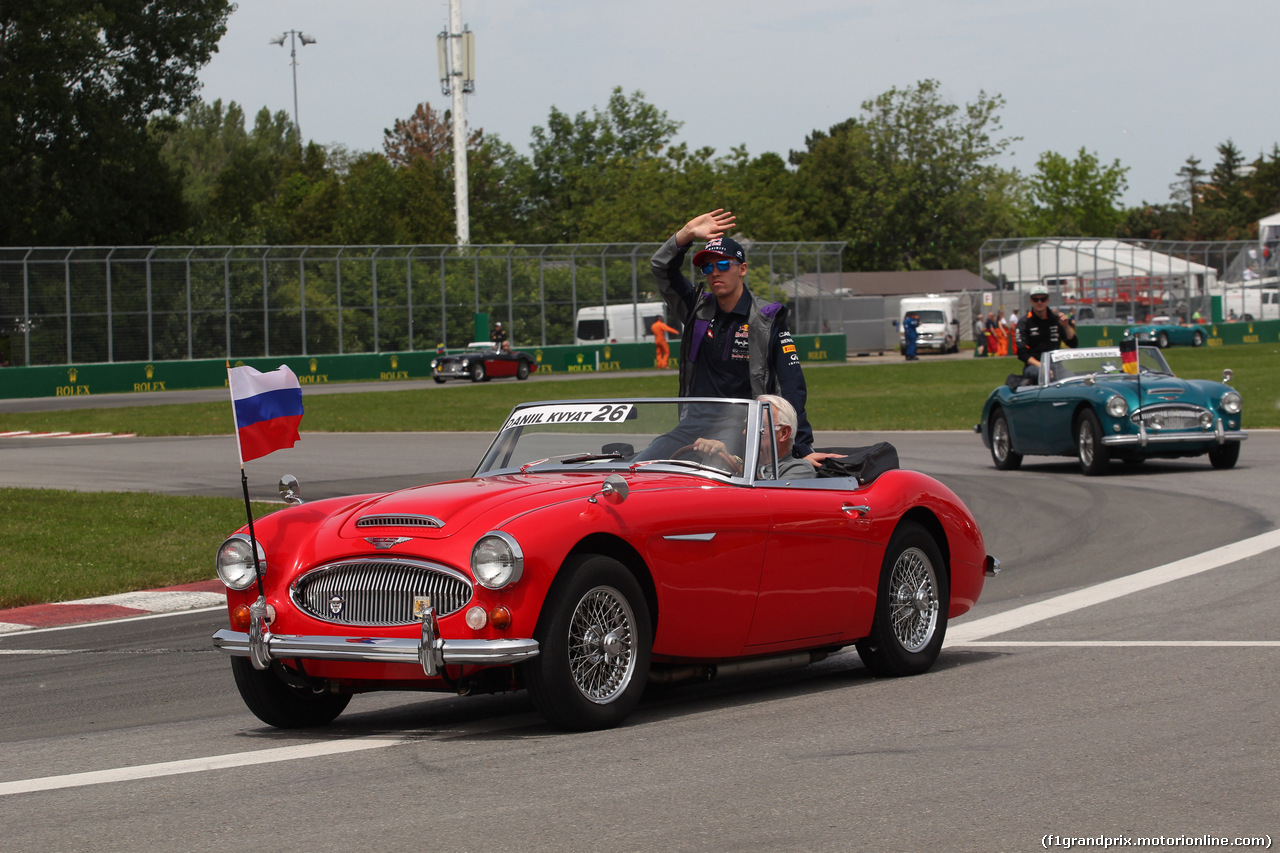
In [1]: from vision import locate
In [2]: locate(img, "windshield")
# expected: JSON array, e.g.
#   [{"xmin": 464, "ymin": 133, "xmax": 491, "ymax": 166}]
[
  {"xmin": 1046, "ymin": 347, "xmax": 1173, "ymax": 383},
  {"xmin": 911, "ymin": 310, "xmax": 947, "ymax": 324},
  {"xmin": 474, "ymin": 398, "xmax": 766, "ymax": 479}
]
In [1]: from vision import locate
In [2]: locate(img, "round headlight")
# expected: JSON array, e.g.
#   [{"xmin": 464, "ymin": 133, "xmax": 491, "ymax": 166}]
[
  {"xmin": 471, "ymin": 532, "xmax": 524, "ymax": 590},
  {"xmin": 216, "ymin": 535, "xmax": 265, "ymax": 590},
  {"xmin": 1221, "ymin": 391, "xmax": 1242, "ymax": 415},
  {"xmin": 1105, "ymin": 395, "xmax": 1129, "ymax": 418},
  {"xmin": 430, "ymin": 359, "xmax": 438, "ymax": 369}
]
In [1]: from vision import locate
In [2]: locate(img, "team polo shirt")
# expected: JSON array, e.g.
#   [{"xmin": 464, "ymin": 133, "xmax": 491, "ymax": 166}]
[{"xmin": 687, "ymin": 291, "xmax": 753, "ymax": 399}]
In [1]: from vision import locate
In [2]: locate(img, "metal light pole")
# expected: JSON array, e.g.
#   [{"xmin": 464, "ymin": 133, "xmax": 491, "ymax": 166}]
[
  {"xmin": 269, "ymin": 30, "xmax": 316, "ymax": 148},
  {"xmin": 437, "ymin": 0, "xmax": 475, "ymax": 246}
]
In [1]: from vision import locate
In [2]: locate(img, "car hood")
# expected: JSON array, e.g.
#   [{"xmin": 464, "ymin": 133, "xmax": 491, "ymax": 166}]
[
  {"xmin": 1096, "ymin": 375, "xmax": 1226, "ymax": 407},
  {"xmin": 336, "ymin": 474, "xmax": 610, "ymax": 540}
]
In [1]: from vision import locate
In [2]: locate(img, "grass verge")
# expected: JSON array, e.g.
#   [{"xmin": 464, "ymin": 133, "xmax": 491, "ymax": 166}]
[
  {"xmin": 0, "ymin": 489, "xmax": 275, "ymax": 609},
  {"xmin": 2, "ymin": 345, "xmax": 1275, "ymax": 435}
]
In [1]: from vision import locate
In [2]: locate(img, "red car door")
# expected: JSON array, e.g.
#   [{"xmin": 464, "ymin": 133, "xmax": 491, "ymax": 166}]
[
  {"xmin": 643, "ymin": 483, "xmax": 770, "ymax": 660},
  {"xmin": 745, "ymin": 485, "xmax": 879, "ymax": 650}
]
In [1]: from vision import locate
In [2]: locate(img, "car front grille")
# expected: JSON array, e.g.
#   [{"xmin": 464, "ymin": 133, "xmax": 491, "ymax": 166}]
[
  {"xmin": 291, "ymin": 559, "xmax": 473, "ymax": 626},
  {"xmin": 1132, "ymin": 405, "xmax": 1210, "ymax": 431}
]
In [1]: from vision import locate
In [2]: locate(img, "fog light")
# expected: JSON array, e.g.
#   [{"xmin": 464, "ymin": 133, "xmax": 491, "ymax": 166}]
[
  {"xmin": 489, "ymin": 606, "xmax": 512, "ymax": 630},
  {"xmin": 465, "ymin": 606, "xmax": 487, "ymax": 630},
  {"xmin": 232, "ymin": 604, "xmax": 252, "ymax": 630},
  {"xmin": 1199, "ymin": 411, "xmax": 1213, "ymax": 428}
]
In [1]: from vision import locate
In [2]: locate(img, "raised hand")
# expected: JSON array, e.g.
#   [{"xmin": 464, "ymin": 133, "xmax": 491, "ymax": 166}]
[{"xmin": 677, "ymin": 209, "xmax": 736, "ymax": 245}]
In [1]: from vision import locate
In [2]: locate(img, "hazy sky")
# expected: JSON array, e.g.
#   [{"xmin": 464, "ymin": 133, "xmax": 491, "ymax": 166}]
[{"xmin": 197, "ymin": 0, "xmax": 1280, "ymax": 211}]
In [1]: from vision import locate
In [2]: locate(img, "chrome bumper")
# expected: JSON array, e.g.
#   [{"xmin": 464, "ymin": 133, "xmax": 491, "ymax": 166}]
[
  {"xmin": 213, "ymin": 625, "xmax": 539, "ymax": 676},
  {"xmin": 1104, "ymin": 422, "xmax": 1247, "ymax": 448}
]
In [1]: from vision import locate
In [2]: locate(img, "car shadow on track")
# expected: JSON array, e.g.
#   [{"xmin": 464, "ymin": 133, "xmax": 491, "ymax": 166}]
[{"xmin": 225, "ymin": 647, "xmax": 1009, "ymax": 741}]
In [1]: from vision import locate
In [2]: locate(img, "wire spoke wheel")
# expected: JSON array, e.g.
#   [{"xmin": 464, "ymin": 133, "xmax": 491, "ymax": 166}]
[
  {"xmin": 887, "ymin": 547, "xmax": 939, "ymax": 653},
  {"xmin": 856, "ymin": 521, "xmax": 948, "ymax": 677},
  {"xmin": 567, "ymin": 586, "xmax": 637, "ymax": 703},
  {"xmin": 525, "ymin": 555, "xmax": 651, "ymax": 730}
]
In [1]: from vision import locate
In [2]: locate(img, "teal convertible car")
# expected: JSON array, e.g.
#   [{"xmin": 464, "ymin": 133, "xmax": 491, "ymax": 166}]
[
  {"xmin": 977, "ymin": 346, "xmax": 1246, "ymax": 475},
  {"xmin": 1123, "ymin": 318, "xmax": 1208, "ymax": 348}
]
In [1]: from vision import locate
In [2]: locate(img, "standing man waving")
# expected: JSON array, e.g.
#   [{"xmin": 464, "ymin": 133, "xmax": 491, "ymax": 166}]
[{"xmin": 649, "ymin": 208, "xmax": 817, "ymax": 461}]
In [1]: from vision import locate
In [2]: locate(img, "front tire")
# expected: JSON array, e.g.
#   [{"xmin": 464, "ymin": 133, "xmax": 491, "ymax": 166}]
[
  {"xmin": 1076, "ymin": 409, "xmax": 1110, "ymax": 475},
  {"xmin": 230, "ymin": 657, "xmax": 350, "ymax": 729},
  {"xmin": 525, "ymin": 555, "xmax": 651, "ymax": 730},
  {"xmin": 989, "ymin": 409, "xmax": 1023, "ymax": 471},
  {"xmin": 432, "ymin": 375, "xmax": 446, "ymax": 384},
  {"xmin": 1208, "ymin": 441, "xmax": 1240, "ymax": 469},
  {"xmin": 856, "ymin": 521, "xmax": 948, "ymax": 677},
  {"xmin": 1157, "ymin": 331, "xmax": 1170, "ymax": 348},
  {"xmin": 470, "ymin": 362, "xmax": 486, "ymax": 382}
]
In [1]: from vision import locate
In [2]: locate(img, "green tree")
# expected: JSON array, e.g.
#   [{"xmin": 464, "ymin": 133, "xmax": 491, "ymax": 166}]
[
  {"xmin": 1246, "ymin": 144, "xmax": 1280, "ymax": 219},
  {"xmin": 790, "ymin": 79, "xmax": 1022, "ymax": 270},
  {"xmin": 1025, "ymin": 147, "xmax": 1129, "ymax": 236},
  {"xmin": 1195, "ymin": 139, "xmax": 1257, "ymax": 239},
  {"xmin": 0, "ymin": 0, "xmax": 232, "ymax": 244},
  {"xmin": 524, "ymin": 87, "xmax": 682, "ymax": 243}
]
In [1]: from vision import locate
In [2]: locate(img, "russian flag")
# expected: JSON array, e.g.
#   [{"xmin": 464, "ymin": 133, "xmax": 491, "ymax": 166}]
[{"xmin": 228, "ymin": 365, "xmax": 304, "ymax": 463}]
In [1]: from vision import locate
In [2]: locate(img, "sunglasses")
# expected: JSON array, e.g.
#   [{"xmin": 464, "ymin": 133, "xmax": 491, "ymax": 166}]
[
  {"xmin": 698, "ymin": 259, "xmax": 738, "ymax": 275},
  {"xmin": 1030, "ymin": 296, "xmax": 1048, "ymax": 302}
]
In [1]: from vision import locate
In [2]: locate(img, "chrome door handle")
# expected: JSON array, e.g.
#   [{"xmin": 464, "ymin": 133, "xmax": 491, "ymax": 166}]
[{"xmin": 842, "ymin": 504, "xmax": 870, "ymax": 517}]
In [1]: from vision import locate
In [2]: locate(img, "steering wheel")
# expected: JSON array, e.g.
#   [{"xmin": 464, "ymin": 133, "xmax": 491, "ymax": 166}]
[{"xmin": 671, "ymin": 444, "xmax": 743, "ymax": 475}]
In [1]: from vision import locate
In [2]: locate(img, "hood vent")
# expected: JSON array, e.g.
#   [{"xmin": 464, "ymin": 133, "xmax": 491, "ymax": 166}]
[{"xmin": 356, "ymin": 514, "xmax": 445, "ymax": 529}]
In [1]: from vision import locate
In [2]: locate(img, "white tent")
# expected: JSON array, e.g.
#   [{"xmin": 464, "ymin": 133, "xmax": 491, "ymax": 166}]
[{"xmin": 984, "ymin": 239, "xmax": 1217, "ymax": 291}]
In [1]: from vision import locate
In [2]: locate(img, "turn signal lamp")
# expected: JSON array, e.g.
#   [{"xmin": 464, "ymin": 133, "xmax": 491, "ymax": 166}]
[
  {"xmin": 232, "ymin": 604, "xmax": 252, "ymax": 630},
  {"xmin": 489, "ymin": 606, "xmax": 512, "ymax": 630}
]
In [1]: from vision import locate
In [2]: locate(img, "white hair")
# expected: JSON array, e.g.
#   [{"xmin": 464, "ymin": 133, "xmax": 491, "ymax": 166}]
[{"xmin": 757, "ymin": 394, "xmax": 797, "ymax": 434}]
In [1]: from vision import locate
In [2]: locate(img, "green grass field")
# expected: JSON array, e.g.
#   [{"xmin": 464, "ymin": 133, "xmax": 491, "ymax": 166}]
[
  {"xmin": 1, "ymin": 344, "xmax": 1274, "ymax": 609},
  {"xmin": 2, "ymin": 344, "xmax": 1276, "ymax": 436}
]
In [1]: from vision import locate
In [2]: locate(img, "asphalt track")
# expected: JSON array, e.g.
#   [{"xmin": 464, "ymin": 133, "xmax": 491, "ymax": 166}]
[{"xmin": 1, "ymin": 373, "xmax": 1277, "ymax": 851}]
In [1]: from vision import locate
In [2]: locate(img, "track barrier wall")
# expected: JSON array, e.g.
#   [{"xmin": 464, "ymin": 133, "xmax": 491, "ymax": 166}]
[{"xmin": 0, "ymin": 334, "xmax": 846, "ymax": 400}]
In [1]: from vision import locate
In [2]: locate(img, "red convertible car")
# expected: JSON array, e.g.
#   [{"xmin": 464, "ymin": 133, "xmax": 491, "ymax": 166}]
[{"xmin": 213, "ymin": 397, "xmax": 997, "ymax": 730}]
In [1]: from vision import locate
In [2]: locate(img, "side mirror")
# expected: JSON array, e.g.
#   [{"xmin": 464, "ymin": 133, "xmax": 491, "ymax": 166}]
[
  {"xmin": 279, "ymin": 474, "xmax": 303, "ymax": 506},
  {"xmin": 589, "ymin": 473, "xmax": 629, "ymax": 505},
  {"xmin": 1222, "ymin": 369, "xmax": 1233, "ymax": 384}
]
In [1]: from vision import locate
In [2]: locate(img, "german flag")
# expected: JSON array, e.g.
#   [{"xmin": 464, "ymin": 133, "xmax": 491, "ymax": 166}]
[{"xmin": 1120, "ymin": 337, "xmax": 1139, "ymax": 375}]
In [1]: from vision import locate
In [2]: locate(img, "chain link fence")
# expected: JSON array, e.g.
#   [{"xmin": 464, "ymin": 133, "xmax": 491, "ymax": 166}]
[
  {"xmin": 979, "ymin": 237, "xmax": 1279, "ymax": 325},
  {"xmin": 0, "ymin": 242, "xmax": 844, "ymax": 367}
]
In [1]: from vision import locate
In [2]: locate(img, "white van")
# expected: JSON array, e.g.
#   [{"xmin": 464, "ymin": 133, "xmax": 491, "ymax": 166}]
[
  {"xmin": 898, "ymin": 295, "xmax": 960, "ymax": 354},
  {"xmin": 1221, "ymin": 285, "xmax": 1280, "ymax": 321},
  {"xmin": 574, "ymin": 302, "xmax": 669, "ymax": 345}
]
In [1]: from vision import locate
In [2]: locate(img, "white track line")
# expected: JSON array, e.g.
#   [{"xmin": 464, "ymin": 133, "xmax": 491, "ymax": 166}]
[
  {"xmin": 960, "ymin": 640, "xmax": 1280, "ymax": 647},
  {"xmin": 0, "ymin": 738, "xmax": 403, "ymax": 797},
  {"xmin": 948, "ymin": 527, "xmax": 1280, "ymax": 645}
]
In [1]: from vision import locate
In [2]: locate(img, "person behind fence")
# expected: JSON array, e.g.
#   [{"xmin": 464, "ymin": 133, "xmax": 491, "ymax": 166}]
[
  {"xmin": 1015, "ymin": 283, "xmax": 1077, "ymax": 381},
  {"xmin": 902, "ymin": 311, "xmax": 920, "ymax": 360},
  {"xmin": 647, "ymin": 208, "xmax": 817, "ymax": 463},
  {"xmin": 650, "ymin": 317, "xmax": 679, "ymax": 369}
]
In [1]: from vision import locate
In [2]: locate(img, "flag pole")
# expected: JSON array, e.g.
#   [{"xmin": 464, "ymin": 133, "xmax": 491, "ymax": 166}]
[{"xmin": 228, "ymin": 361, "xmax": 266, "ymax": 600}]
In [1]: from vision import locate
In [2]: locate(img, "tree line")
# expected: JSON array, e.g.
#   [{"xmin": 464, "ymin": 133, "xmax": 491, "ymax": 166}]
[{"xmin": 4, "ymin": 4, "xmax": 1279, "ymax": 272}]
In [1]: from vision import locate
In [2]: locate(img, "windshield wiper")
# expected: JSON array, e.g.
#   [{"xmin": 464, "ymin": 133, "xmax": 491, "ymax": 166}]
[
  {"xmin": 628, "ymin": 458, "xmax": 736, "ymax": 475},
  {"xmin": 520, "ymin": 452, "xmax": 624, "ymax": 473}
]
